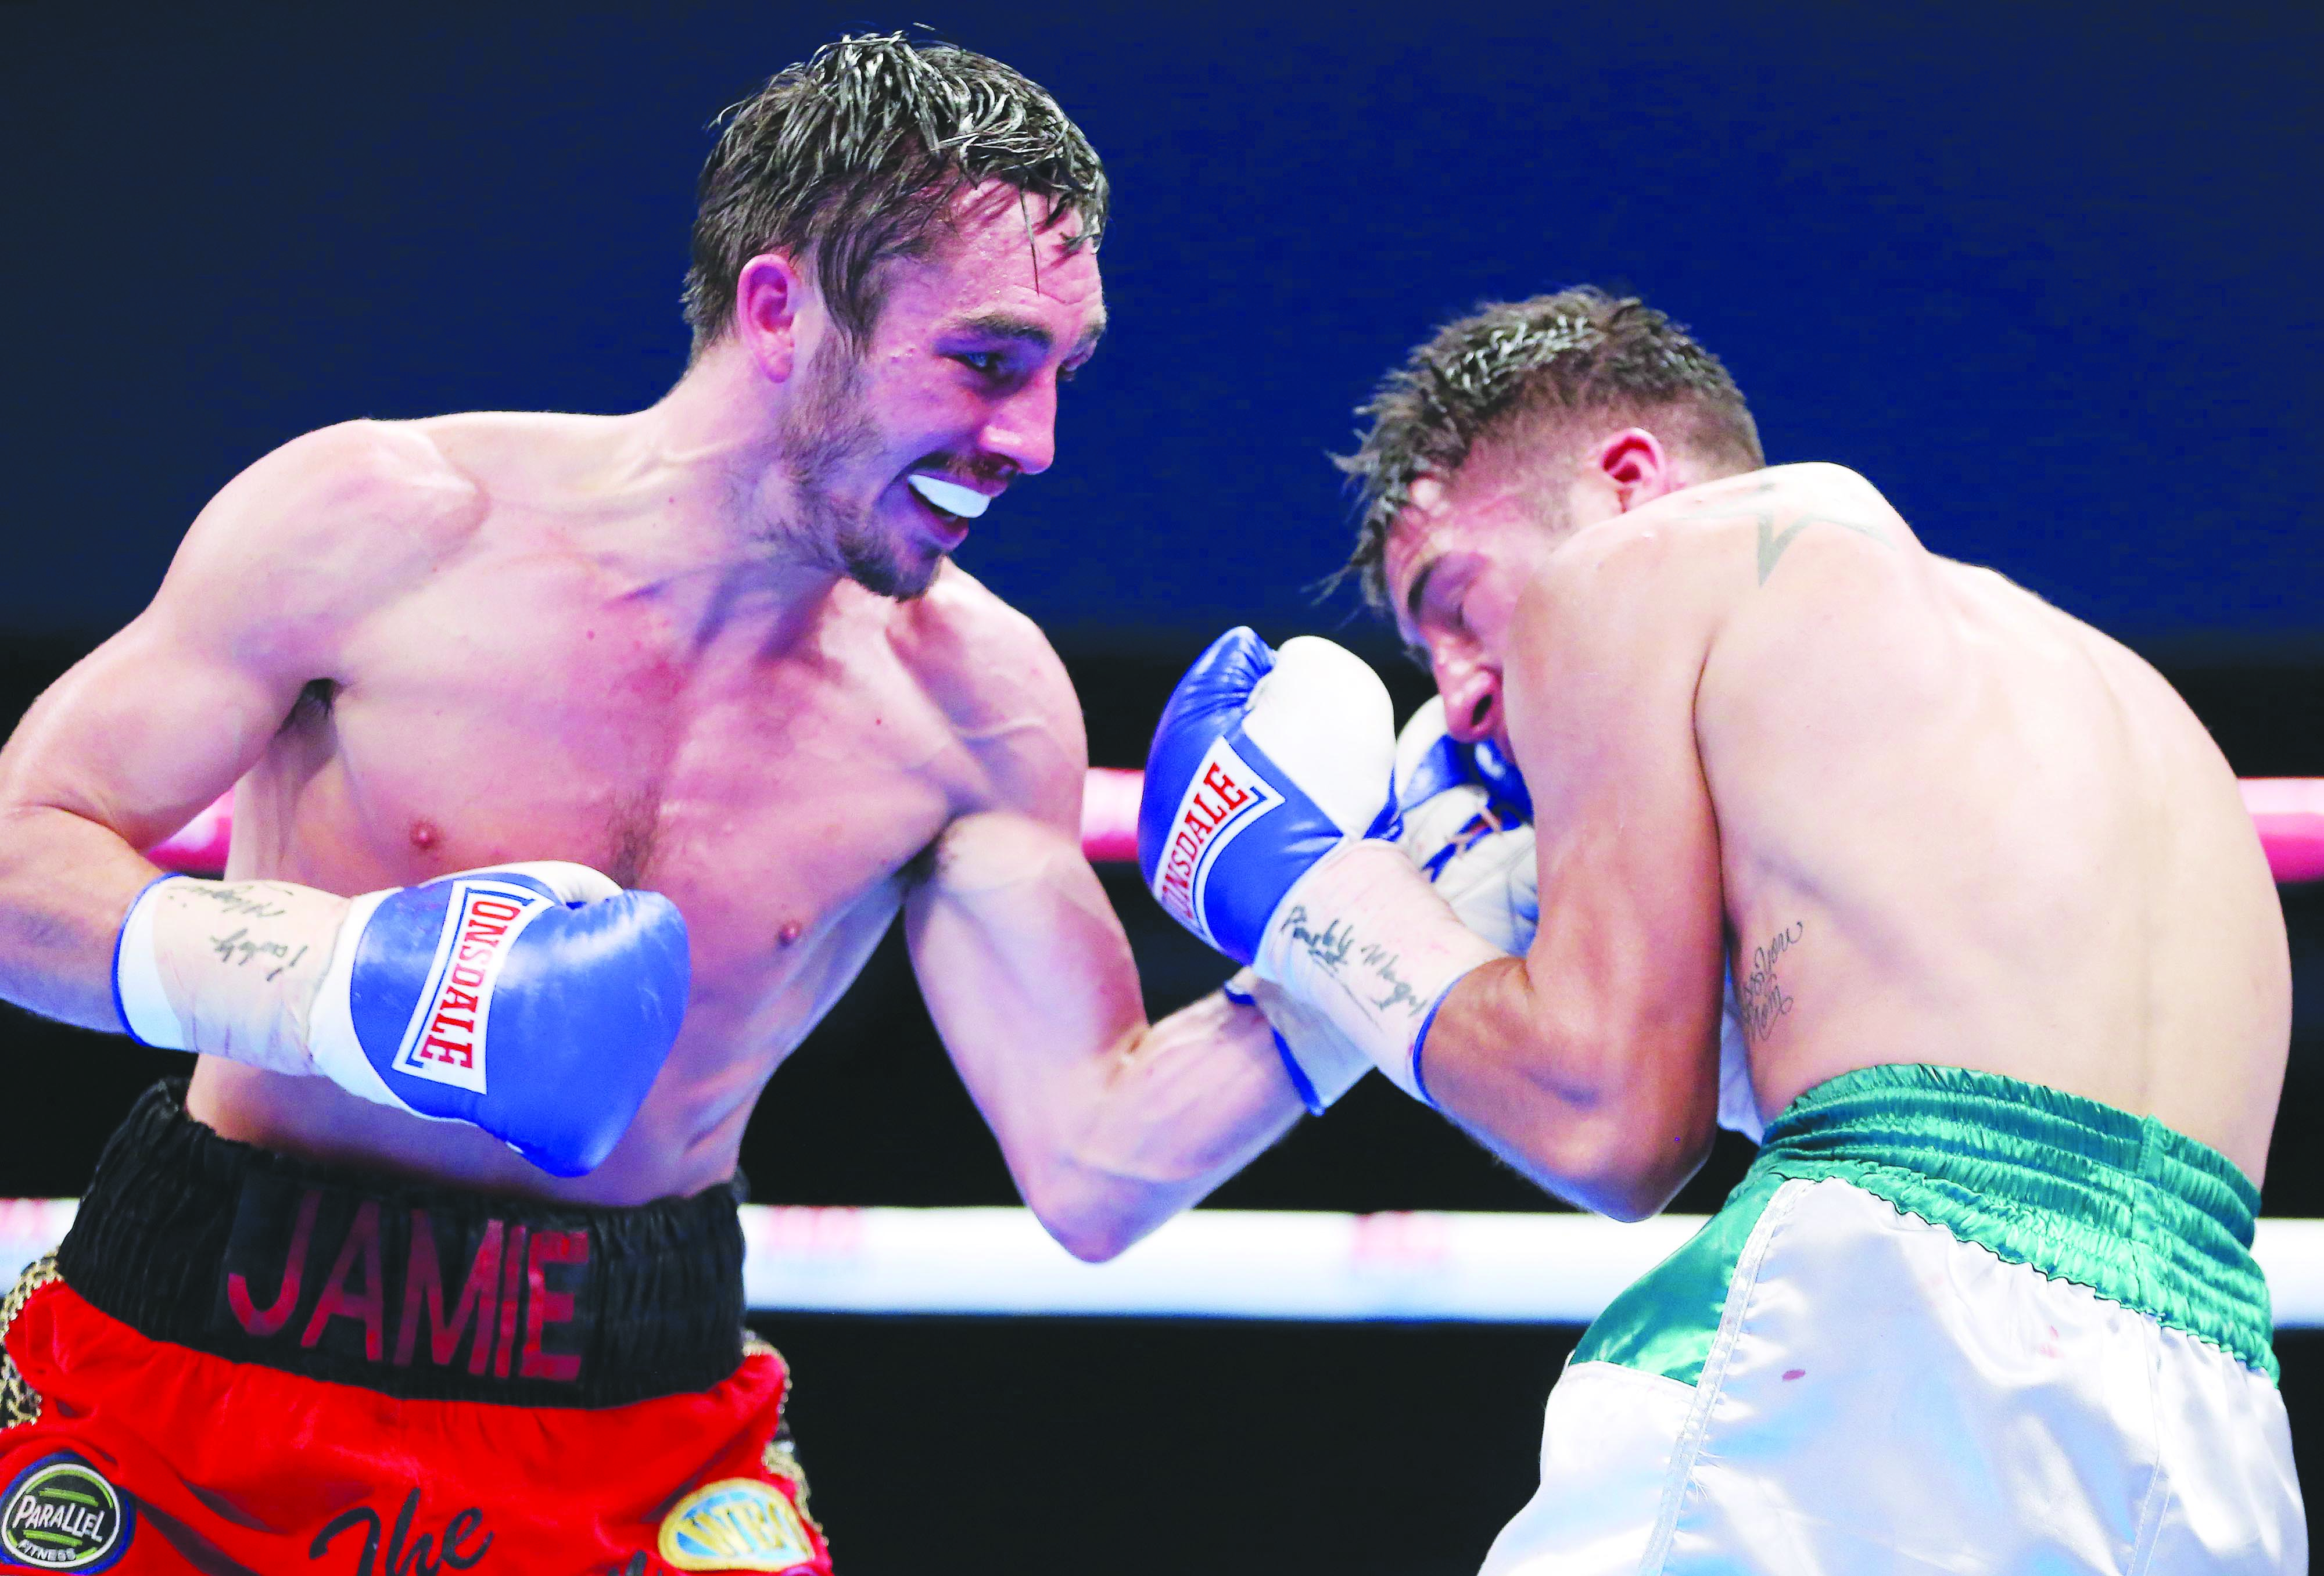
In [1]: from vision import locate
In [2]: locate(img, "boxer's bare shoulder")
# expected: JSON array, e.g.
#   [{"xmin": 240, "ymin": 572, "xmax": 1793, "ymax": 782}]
[
  {"xmin": 0, "ymin": 421, "xmax": 489, "ymax": 850},
  {"xmin": 1561, "ymin": 462, "xmax": 2285, "ymax": 1176},
  {"xmin": 174, "ymin": 419, "xmax": 489, "ymax": 620},
  {"xmin": 1517, "ymin": 463, "xmax": 1911, "ymax": 641},
  {"xmin": 891, "ymin": 565, "xmax": 1088, "ymax": 836}
]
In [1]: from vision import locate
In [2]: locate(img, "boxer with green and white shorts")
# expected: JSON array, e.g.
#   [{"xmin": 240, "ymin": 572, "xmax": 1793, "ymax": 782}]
[
  {"xmin": 1152, "ymin": 295, "xmax": 2307, "ymax": 1573},
  {"xmin": 1481, "ymin": 1064, "xmax": 2303, "ymax": 1575}
]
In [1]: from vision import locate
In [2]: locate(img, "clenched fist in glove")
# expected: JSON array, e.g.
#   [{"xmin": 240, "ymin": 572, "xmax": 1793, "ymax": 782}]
[{"xmin": 1138, "ymin": 628, "xmax": 1501, "ymax": 1103}]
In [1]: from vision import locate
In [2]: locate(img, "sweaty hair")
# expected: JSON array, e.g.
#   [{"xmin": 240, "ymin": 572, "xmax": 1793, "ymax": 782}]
[
  {"xmin": 683, "ymin": 33, "xmax": 1110, "ymax": 357},
  {"xmin": 1335, "ymin": 287, "xmax": 1764, "ymax": 609}
]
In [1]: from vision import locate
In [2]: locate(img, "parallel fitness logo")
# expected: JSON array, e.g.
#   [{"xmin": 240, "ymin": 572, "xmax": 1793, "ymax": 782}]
[{"xmin": 0, "ymin": 1456, "xmax": 132, "ymax": 1572}]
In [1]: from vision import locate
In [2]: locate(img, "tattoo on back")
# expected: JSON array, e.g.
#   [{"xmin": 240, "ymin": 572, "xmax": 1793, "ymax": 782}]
[
  {"xmin": 1661, "ymin": 481, "xmax": 1895, "ymax": 584},
  {"xmin": 1755, "ymin": 515, "xmax": 1891, "ymax": 585},
  {"xmin": 1736, "ymin": 921, "xmax": 1803, "ymax": 1046}
]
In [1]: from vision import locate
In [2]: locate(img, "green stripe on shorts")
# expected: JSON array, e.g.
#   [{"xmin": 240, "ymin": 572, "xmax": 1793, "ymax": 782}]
[{"xmin": 1573, "ymin": 1064, "xmax": 2277, "ymax": 1384}]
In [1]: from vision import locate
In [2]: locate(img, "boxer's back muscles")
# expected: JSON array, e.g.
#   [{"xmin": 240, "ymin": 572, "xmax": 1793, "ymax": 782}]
[{"xmin": 1536, "ymin": 462, "xmax": 2289, "ymax": 1183}]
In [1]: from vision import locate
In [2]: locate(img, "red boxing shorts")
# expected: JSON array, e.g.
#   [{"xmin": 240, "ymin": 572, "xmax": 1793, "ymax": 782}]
[{"xmin": 0, "ymin": 1083, "xmax": 832, "ymax": 1575}]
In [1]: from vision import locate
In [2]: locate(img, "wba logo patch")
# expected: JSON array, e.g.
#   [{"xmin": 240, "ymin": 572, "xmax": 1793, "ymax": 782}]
[
  {"xmin": 388, "ymin": 879, "xmax": 554, "ymax": 1094},
  {"xmin": 1149, "ymin": 737, "xmax": 1282, "ymax": 946}
]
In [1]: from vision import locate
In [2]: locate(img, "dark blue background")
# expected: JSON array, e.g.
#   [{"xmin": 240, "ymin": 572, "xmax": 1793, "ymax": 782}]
[
  {"xmin": 5, "ymin": 4, "xmax": 2318, "ymax": 649},
  {"xmin": 5, "ymin": 13, "xmax": 2323, "ymax": 1570}
]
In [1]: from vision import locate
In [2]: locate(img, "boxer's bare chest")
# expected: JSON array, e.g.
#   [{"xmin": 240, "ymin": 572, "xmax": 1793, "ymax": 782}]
[{"xmin": 239, "ymin": 544, "xmax": 975, "ymax": 1056}]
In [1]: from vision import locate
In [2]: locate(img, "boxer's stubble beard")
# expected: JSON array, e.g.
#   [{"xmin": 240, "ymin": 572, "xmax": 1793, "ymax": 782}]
[{"xmin": 769, "ymin": 335, "xmax": 939, "ymax": 601}]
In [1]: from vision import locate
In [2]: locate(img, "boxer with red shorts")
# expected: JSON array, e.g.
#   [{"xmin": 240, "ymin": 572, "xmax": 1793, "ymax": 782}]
[
  {"xmin": 2, "ymin": 1086, "xmax": 820, "ymax": 1575},
  {"xmin": 0, "ymin": 34, "xmax": 1316, "ymax": 1568}
]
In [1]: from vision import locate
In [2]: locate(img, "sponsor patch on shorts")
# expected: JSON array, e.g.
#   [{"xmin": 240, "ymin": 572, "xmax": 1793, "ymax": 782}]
[
  {"xmin": 0, "ymin": 1455, "xmax": 133, "ymax": 1573},
  {"xmin": 389, "ymin": 879, "xmax": 554, "ymax": 1094},
  {"xmin": 657, "ymin": 1479, "xmax": 816, "ymax": 1572}
]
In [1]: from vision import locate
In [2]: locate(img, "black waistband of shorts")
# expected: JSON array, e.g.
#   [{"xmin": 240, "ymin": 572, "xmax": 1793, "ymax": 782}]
[{"xmin": 54, "ymin": 1081, "xmax": 745, "ymax": 1407}]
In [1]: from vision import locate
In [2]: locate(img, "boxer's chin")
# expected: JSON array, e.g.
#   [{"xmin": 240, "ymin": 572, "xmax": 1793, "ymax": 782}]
[{"xmin": 838, "ymin": 526, "xmax": 944, "ymax": 602}]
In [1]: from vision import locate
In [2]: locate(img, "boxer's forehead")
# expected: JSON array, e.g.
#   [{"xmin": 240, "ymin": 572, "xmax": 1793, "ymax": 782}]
[
  {"xmin": 872, "ymin": 182, "xmax": 1107, "ymax": 358},
  {"xmin": 1383, "ymin": 478, "xmax": 1458, "ymax": 648},
  {"xmin": 1383, "ymin": 459, "xmax": 1541, "ymax": 641}
]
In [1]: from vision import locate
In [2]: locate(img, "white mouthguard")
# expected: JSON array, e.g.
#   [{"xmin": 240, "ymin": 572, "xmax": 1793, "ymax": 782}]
[{"xmin": 907, "ymin": 473, "xmax": 991, "ymax": 519}]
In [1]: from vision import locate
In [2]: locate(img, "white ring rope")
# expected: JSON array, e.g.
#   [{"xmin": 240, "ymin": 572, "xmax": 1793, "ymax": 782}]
[{"xmin": 6, "ymin": 1201, "xmax": 2323, "ymax": 1327}]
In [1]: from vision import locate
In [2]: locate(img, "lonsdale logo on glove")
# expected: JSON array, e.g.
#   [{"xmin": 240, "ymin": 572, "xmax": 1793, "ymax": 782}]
[
  {"xmin": 116, "ymin": 860, "xmax": 691, "ymax": 1177},
  {"xmin": 1150, "ymin": 739, "xmax": 1282, "ymax": 945},
  {"xmin": 1140, "ymin": 627, "xmax": 1504, "ymax": 1106},
  {"xmin": 386, "ymin": 879, "xmax": 556, "ymax": 1093}
]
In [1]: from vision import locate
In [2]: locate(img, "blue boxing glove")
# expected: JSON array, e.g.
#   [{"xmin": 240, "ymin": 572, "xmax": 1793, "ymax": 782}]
[
  {"xmin": 1396, "ymin": 696, "xmax": 1532, "ymax": 830},
  {"xmin": 1139, "ymin": 628, "xmax": 1401, "ymax": 962},
  {"xmin": 1141, "ymin": 629, "xmax": 1502, "ymax": 1102},
  {"xmin": 114, "ymin": 861, "xmax": 688, "ymax": 1176}
]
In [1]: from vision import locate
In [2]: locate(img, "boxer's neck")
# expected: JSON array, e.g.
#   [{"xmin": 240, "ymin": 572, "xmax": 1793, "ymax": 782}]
[{"xmin": 607, "ymin": 343, "xmax": 868, "ymax": 643}]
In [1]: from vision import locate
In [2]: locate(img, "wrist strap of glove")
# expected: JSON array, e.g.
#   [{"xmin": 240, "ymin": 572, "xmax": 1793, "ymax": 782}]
[
  {"xmin": 304, "ymin": 888, "xmax": 407, "ymax": 1108},
  {"xmin": 113, "ymin": 874, "xmax": 347, "ymax": 1075},
  {"xmin": 1222, "ymin": 968, "xmax": 1370, "ymax": 1115},
  {"xmin": 1252, "ymin": 841, "xmax": 1504, "ymax": 1104}
]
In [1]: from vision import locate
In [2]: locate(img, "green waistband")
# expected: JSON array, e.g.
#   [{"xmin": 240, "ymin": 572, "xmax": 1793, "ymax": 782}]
[{"xmin": 1751, "ymin": 1064, "xmax": 2273, "ymax": 1377}]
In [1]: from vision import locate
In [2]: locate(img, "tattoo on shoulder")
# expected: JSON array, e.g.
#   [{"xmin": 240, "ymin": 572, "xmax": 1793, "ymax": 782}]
[
  {"xmin": 1755, "ymin": 513, "xmax": 1892, "ymax": 586},
  {"xmin": 1735, "ymin": 920, "xmax": 1803, "ymax": 1046}
]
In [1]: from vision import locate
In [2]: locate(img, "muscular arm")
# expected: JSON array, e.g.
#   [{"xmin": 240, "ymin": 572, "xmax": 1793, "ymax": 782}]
[
  {"xmin": 903, "ymin": 629, "xmax": 1303, "ymax": 1262},
  {"xmin": 1421, "ymin": 528, "xmax": 1729, "ymax": 1219},
  {"xmin": 0, "ymin": 422, "xmax": 465, "ymax": 1029}
]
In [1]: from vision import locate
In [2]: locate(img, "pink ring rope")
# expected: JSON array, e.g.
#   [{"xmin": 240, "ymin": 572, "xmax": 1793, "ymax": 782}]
[
  {"xmin": 142, "ymin": 773, "xmax": 2324, "ymax": 884},
  {"xmin": 2244, "ymin": 778, "xmax": 2324, "ymax": 884}
]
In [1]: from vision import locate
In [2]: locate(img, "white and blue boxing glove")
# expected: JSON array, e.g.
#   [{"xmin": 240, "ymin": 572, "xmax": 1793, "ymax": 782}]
[
  {"xmin": 1394, "ymin": 697, "xmax": 1539, "ymax": 956},
  {"xmin": 1140, "ymin": 629, "xmax": 1502, "ymax": 1104},
  {"xmin": 113, "ymin": 861, "xmax": 688, "ymax": 1176}
]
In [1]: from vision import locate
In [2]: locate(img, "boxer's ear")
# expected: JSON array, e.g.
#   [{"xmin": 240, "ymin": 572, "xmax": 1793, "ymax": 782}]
[
  {"xmin": 734, "ymin": 253, "xmax": 808, "ymax": 383},
  {"xmin": 1591, "ymin": 427, "xmax": 1675, "ymax": 511}
]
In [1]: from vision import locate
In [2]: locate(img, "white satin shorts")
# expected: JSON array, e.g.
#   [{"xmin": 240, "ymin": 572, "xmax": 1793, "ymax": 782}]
[{"xmin": 1479, "ymin": 1065, "xmax": 2304, "ymax": 1576}]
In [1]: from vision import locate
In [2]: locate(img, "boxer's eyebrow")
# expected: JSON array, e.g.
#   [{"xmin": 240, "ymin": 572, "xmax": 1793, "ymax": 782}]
[{"xmin": 952, "ymin": 311, "xmax": 1108, "ymax": 360}]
